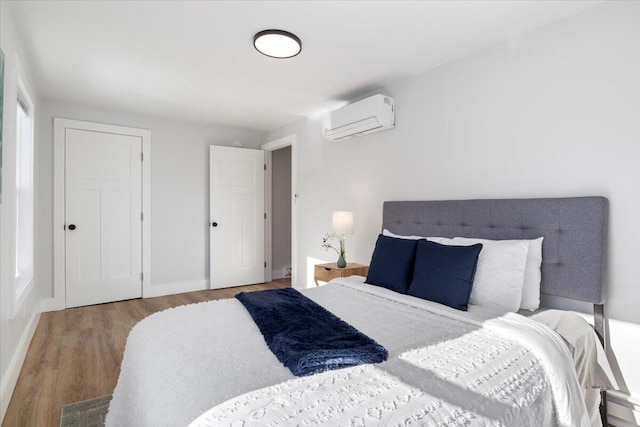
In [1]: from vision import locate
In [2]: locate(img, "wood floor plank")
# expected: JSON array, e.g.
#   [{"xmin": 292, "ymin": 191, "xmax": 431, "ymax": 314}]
[{"xmin": 1, "ymin": 279, "xmax": 290, "ymax": 427}]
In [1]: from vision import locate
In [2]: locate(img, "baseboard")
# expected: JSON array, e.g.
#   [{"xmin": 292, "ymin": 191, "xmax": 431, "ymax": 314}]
[
  {"xmin": 610, "ymin": 415, "xmax": 640, "ymax": 427},
  {"xmin": 39, "ymin": 297, "xmax": 60, "ymax": 312},
  {"xmin": 608, "ymin": 391, "xmax": 640, "ymax": 427},
  {"xmin": 272, "ymin": 266, "xmax": 291, "ymax": 280},
  {"xmin": 43, "ymin": 280, "xmax": 211, "ymax": 308},
  {"xmin": 0, "ymin": 310, "xmax": 41, "ymax": 425},
  {"xmin": 143, "ymin": 279, "xmax": 208, "ymax": 298},
  {"xmin": 272, "ymin": 270, "xmax": 291, "ymax": 280}
]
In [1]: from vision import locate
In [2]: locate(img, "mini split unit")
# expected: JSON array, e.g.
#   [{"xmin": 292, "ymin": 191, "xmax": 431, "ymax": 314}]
[{"xmin": 323, "ymin": 94, "xmax": 395, "ymax": 141}]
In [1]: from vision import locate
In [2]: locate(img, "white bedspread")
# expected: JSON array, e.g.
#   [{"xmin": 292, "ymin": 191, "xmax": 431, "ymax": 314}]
[{"xmin": 106, "ymin": 277, "xmax": 590, "ymax": 427}]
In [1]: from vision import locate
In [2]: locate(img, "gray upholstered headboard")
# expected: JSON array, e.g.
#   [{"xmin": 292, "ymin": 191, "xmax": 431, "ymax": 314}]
[{"xmin": 382, "ymin": 197, "xmax": 608, "ymax": 304}]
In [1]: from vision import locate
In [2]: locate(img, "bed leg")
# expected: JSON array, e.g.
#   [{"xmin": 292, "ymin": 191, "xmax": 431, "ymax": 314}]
[
  {"xmin": 594, "ymin": 304, "xmax": 608, "ymax": 427},
  {"xmin": 600, "ymin": 390, "xmax": 608, "ymax": 427}
]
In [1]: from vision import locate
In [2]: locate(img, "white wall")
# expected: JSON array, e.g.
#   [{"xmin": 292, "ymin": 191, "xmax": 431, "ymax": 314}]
[
  {"xmin": 271, "ymin": 146, "xmax": 292, "ymax": 279},
  {"xmin": 38, "ymin": 100, "xmax": 263, "ymax": 299},
  {"xmin": 0, "ymin": 3, "xmax": 45, "ymax": 423},
  {"xmin": 264, "ymin": 0, "xmax": 640, "ymax": 420}
]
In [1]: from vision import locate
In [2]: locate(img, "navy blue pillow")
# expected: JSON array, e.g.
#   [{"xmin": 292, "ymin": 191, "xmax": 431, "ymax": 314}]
[
  {"xmin": 407, "ymin": 240, "xmax": 482, "ymax": 311},
  {"xmin": 366, "ymin": 235, "xmax": 418, "ymax": 293}
]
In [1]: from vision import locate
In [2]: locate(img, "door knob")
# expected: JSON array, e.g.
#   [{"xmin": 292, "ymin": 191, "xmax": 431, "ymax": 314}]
[
  {"xmin": 211, "ymin": 222, "xmax": 218, "ymax": 227},
  {"xmin": 68, "ymin": 224, "xmax": 77, "ymax": 230}
]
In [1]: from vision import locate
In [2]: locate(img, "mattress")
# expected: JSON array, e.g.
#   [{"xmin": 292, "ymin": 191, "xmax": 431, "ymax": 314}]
[{"xmin": 106, "ymin": 277, "xmax": 608, "ymax": 426}]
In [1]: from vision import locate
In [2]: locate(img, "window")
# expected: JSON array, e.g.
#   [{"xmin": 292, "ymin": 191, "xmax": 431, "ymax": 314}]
[{"xmin": 15, "ymin": 87, "xmax": 34, "ymax": 300}]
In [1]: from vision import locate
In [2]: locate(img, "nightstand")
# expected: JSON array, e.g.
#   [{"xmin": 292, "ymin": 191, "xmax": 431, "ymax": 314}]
[{"xmin": 314, "ymin": 262, "xmax": 369, "ymax": 286}]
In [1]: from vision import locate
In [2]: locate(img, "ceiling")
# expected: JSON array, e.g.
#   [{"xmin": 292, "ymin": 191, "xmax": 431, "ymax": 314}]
[{"xmin": 7, "ymin": 1, "xmax": 601, "ymax": 132}]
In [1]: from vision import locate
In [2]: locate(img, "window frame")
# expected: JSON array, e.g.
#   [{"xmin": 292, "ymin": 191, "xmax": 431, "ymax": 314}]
[{"xmin": 13, "ymin": 73, "xmax": 35, "ymax": 314}]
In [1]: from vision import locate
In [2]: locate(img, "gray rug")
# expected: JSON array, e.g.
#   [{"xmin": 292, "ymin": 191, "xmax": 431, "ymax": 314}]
[{"xmin": 60, "ymin": 395, "xmax": 112, "ymax": 427}]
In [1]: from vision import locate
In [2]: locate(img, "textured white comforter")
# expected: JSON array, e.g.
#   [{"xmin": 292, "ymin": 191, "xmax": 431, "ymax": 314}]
[{"xmin": 106, "ymin": 277, "xmax": 590, "ymax": 427}]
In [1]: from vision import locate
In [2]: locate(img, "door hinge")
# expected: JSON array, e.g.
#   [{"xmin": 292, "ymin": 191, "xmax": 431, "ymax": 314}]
[
  {"xmin": 264, "ymin": 262, "xmax": 267, "ymax": 268},
  {"xmin": 140, "ymin": 212, "xmax": 144, "ymax": 221},
  {"xmin": 140, "ymin": 272, "xmax": 144, "ymax": 281},
  {"xmin": 264, "ymin": 213, "xmax": 267, "ymax": 219},
  {"xmin": 140, "ymin": 152, "xmax": 144, "ymax": 161},
  {"xmin": 264, "ymin": 164, "xmax": 266, "ymax": 171}
]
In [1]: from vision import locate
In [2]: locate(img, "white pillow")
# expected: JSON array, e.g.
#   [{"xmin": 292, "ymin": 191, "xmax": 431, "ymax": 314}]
[
  {"xmin": 451, "ymin": 237, "xmax": 543, "ymax": 311},
  {"xmin": 382, "ymin": 229, "xmax": 453, "ymax": 245},
  {"xmin": 517, "ymin": 237, "xmax": 544, "ymax": 311},
  {"xmin": 451, "ymin": 237, "xmax": 529, "ymax": 312}
]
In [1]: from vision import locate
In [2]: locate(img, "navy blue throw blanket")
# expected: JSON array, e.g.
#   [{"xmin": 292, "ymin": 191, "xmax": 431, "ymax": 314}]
[{"xmin": 235, "ymin": 288, "xmax": 388, "ymax": 377}]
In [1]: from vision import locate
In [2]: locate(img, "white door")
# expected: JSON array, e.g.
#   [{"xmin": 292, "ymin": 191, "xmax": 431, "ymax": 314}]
[
  {"xmin": 209, "ymin": 146, "xmax": 265, "ymax": 289},
  {"xmin": 65, "ymin": 128, "xmax": 143, "ymax": 308}
]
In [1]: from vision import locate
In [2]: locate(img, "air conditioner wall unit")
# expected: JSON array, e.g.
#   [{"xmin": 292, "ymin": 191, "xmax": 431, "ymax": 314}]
[{"xmin": 323, "ymin": 94, "xmax": 395, "ymax": 141}]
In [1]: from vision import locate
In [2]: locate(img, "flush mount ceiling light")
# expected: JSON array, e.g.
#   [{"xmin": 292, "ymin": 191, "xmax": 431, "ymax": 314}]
[{"xmin": 253, "ymin": 29, "xmax": 302, "ymax": 59}]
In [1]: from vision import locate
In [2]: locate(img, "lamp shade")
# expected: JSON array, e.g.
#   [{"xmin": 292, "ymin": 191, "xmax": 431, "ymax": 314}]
[{"xmin": 332, "ymin": 211, "xmax": 354, "ymax": 235}]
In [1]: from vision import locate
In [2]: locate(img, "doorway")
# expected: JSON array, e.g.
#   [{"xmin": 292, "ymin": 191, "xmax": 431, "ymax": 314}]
[
  {"xmin": 270, "ymin": 146, "xmax": 292, "ymax": 280},
  {"xmin": 261, "ymin": 135, "xmax": 297, "ymax": 286}
]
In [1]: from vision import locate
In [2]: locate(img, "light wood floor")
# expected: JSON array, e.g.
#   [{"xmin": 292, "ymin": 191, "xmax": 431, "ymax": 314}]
[{"xmin": 2, "ymin": 279, "xmax": 290, "ymax": 427}]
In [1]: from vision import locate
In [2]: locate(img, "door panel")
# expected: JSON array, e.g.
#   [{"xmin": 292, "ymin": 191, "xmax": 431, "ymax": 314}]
[
  {"xmin": 240, "ymin": 193, "xmax": 256, "ymax": 266},
  {"xmin": 210, "ymin": 146, "xmax": 265, "ymax": 289},
  {"xmin": 78, "ymin": 189, "xmax": 102, "ymax": 281},
  {"xmin": 108, "ymin": 190, "xmax": 132, "ymax": 278},
  {"xmin": 65, "ymin": 128, "xmax": 142, "ymax": 308}
]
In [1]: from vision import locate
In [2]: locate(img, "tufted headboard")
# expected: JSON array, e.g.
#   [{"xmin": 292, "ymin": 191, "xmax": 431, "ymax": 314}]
[{"xmin": 382, "ymin": 197, "xmax": 609, "ymax": 304}]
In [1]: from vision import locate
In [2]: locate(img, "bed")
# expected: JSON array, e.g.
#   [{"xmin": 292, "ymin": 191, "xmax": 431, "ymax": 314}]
[{"xmin": 106, "ymin": 197, "xmax": 615, "ymax": 426}]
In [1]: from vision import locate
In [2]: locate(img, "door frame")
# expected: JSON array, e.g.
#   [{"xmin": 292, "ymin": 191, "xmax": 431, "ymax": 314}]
[
  {"xmin": 52, "ymin": 118, "xmax": 151, "ymax": 310},
  {"xmin": 261, "ymin": 134, "xmax": 297, "ymax": 286}
]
